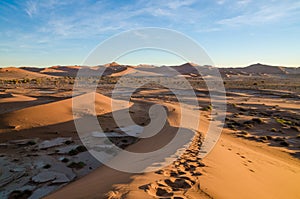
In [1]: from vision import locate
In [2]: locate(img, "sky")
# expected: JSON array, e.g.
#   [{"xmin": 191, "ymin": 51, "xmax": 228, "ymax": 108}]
[{"xmin": 0, "ymin": 0, "xmax": 300, "ymax": 67}]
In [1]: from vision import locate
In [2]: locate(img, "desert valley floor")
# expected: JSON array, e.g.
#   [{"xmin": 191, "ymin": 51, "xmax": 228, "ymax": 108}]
[{"xmin": 0, "ymin": 63, "xmax": 299, "ymax": 199}]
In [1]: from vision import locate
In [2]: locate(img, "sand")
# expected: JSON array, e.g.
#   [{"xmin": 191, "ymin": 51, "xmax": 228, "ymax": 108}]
[
  {"xmin": 0, "ymin": 92, "xmax": 113, "ymax": 133},
  {"xmin": 0, "ymin": 67, "xmax": 54, "ymax": 80},
  {"xmin": 47, "ymin": 94, "xmax": 300, "ymax": 199},
  {"xmin": 200, "ymin": 132, "xmax": 300, "ymax": 199},
  {"xmin": 0, "ymin": 64, "xmax": 299, "ymax": 199}
]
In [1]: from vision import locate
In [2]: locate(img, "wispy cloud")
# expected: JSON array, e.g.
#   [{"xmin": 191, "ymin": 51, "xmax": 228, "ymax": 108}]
[
  {"xmin": 21, "ymin": 0, "xmax": 203, "ymax": 39},
  {"xmin": 166, "ymin": 0, "xmax": 196, "ymax": 10},
  {"xmin": 216, "ymin": 0, "xmax": 226, "ymax": 5},
  {"xmin": 1, "ymin": 0, "xmax": 300, "ymax": 66},
  {"xmin": 8, "ymin": 0, "xmax": 300, "ymax": 40},
  {"xmin": 218, "ymin": 1, "xmax": 300, "ymax": 26},
  {"xmin": 25, "ymin": 0, "xmax": 38, "ymax": 17},
  {"xmin": 237, "ymin": 0, "xmax": 252, "ymax": 6}
]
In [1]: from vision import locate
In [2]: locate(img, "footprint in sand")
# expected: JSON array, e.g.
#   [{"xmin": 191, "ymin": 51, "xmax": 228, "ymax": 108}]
[
  {"xmin": 155, "ymin": 169, "xmax": 180, "ymax": 177},
  {"xmin": 233, "ymin": 152, "xmax": 256, "ymax": 172},
  {"xmin": 139, "ymin": 176, "xmax": 196, "ymax": 198},
  {"xmin": 139, "ymin": 132, "xmax": 205, "ymax": 198}
]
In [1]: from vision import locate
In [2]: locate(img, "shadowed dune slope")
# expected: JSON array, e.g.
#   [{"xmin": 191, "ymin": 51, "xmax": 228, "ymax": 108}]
[
  {"xmin": 0, "ymin": 67, "xmax": 54, "ymax": 80},
  {"xmin": 0, "ymin": 92, "xmax": 113, "ymax": 131}
]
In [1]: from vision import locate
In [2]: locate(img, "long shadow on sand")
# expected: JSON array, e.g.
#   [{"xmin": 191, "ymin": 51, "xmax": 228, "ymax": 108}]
[{"xmin": 0, "ymin": 100, "xmax": 199, "ymax": 198}]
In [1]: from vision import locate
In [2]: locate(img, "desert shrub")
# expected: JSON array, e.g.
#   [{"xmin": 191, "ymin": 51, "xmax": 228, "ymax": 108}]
[
  {"xmin": 9, "ymin": 190, "xmax": 32, "ymax": 199},
  {"xmin": 20, "ymin": 78, "xmax": 30, "ymax": 83},
  {"xmin": 274, "ymin": 137, "xmax": 285, "ymax": 142},
  {"xmin": 26, "ymin": 140, "xmax": 36, "ymax": 145},
  {"xmin": 202, "ymin": 105, "xmax": 212, "ymax": 111},
  {"xmin": 61, "ymin": 157, "xmax": 69, "ymax": 163},
  {"xmin": 280, "ymin": 94, "xmax": 293, "ymax": 98},
  {"xmin": 266, "ymin": 135, "xmax": 273, "ymax": 140},
  {"xmin": 252, "ymin": 118, "xmax": 264, "ymax": 124},
  {"xmin": 238, "ymin": 107, "xmax": 247, "ymax": 112},
  {"xmin": 226, "ymin": 119, "xmax": 242, "ymax": 130},
  {"xmin": 259, "ymin": 136, "xmax": 268, "ymax": 141},
  {"xmin": 243, "ymin": 120, "xmax": 253, "ymax": 125},
  {"xmin": 68, "ymin": 149, "xmax": 77, "ymax": 156},
  {"xmin": 31, "ymin": 78, "xmax": 37, "ymax": 84},
  {"xmin": 68, "ymin": 79, "xmax": 74, "ymax": 84},
  {"xmin": 76, "ymin": 145, "xmax": 87, "ymax": 152},
  {"xmin": 10, "ymin": 79, "xmax": 18, "ymax": 84},
  {"xmin": 279, "ymin": 141, "xmax": 289, "ymax": 147},
  {"xmin": 64, "ymin": 140, "xmax": 73, "ymax": 145},
  {"xmin": 68, "ymin": 161, "xmax": 86, "ymax": 169},
  {"xmin": 36, "ymin": 78, "xmax": 42, "ymax": 84},
  {"xmin": 43, "ymin": 164, "xmax": 51, "ymax": 169},
  {"xmin": 245, "ymin": 123, "xmax": 254, "ymax": 129},
  {"xmin": 239, "ymin": 131, "xmax": 248, "ymax": 135},
  {"xmin": 275, "ymin": 118, "xmax": 293, "ymax": 126},
  {"xmin": 68, "ymin": 145, "xmax": 87, "ymax": 156}
]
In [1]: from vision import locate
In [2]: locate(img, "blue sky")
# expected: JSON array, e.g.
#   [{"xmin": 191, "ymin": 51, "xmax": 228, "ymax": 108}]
[{"xmin": 0, "ymin": 0, "xmax": 300, "ymax": 67}]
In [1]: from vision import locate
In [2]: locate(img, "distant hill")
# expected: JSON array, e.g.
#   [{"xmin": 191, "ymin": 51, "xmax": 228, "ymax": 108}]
[
  {"xmin": 132, "ymin": 63, "xmax": 202, "ymax": 76},
  {"xmin": 1, "ymin": 63, "xmax": 299, "ymax": 80},
  {"xmin": 19, "ymin": 63, "xmax": 128, "ymax": 78},
  {"xmin": 219, "ymin": 63, "xmax": 300, "ymax": 76},
  {"xmin": 242, "ymin": 63, "xmax": 287, "ymax": 74},
  {"xmin": 169, "ymin": 63, "xmax": 200, "ymax": 75}
]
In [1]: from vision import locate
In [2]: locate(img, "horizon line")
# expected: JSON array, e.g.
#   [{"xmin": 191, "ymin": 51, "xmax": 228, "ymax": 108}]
[{"xmin": 0, "ymin": 62, "xmax": 299, "ymax": 69}]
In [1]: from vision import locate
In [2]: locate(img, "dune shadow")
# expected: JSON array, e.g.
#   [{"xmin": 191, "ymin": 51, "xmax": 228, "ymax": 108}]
[{"xmin": 0, "ymin": 98, "xmax": 199, "ymax": 198}]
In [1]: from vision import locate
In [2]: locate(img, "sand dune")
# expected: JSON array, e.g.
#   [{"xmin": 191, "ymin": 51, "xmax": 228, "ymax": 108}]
[
  {"xmin": 0, "ymin": 92, "xmax": 35, "ymax": 103},
  {"xmin": 0, "ymin": 64, "xmax": 299, "ymax": 199},
  {"xmin": 46, "ymin": 92, "xmax": 300, "ymax": 199},
  {"xmin": 47, "ymin": 99, "xmax": 201, "ymax": 199},
  {"xmin": 110, "ymin": 66, "xmax": 135, "ymax": 77},
  {"xmin": 219, "ymin": 63, "xmax": 300, "ymax": 76},
  {"xmin": 0, "ymin": 67, "xmax": 53, "ymax": 80},
  {"xmin": 0, "ymin": 92, "xmax": 113, "ymax": 132},
  {"xmin": 0, "ymin": 93, "xmax": 37, "ymax": 114},
  {"xmin": 18, "ymin": 64, "xmax": 129, "ymax": 77},
  {"xmin": 200, "ymin": 131, "xmax": 300, "ymax": 199},
  {"xmin": 4, "ymin": 63, "xmax": 299, "ymax": 80},
  {"xmin": 40, "ymin": 68, "xmax": 67, "ymax": 74},
  {"xmin": 39, "ymin": 66, "xmax": 81, "ymax": 77},
  {"xmin": 48, "ymin": 114, "xmax": 300, "ymax": 199}
]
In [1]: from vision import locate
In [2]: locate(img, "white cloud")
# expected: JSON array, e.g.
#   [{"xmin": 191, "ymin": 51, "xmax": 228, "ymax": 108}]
[
  {"xmin": 25, "ymin": 0, "xmax": 38, "ymax": 17},
  {"xmin": 17, "ymin": 0, "xmax": 300, "ymax": 43},
  {"xmin": 152, "ymin": 8, "xmax": 173, "ymax": 17},
  {"xmin": 24, "ymin": 0, "xmax": 204, "ymax": 38},
  {"xmin": 216, "ymin": 0, "xmax": 226, "ymax": 5},
  {"xmin": 237, "ymin": 0, "xmax": 252, "ymax": 6},
  {"xmin": 166, "ymin": 0, "xmax": 196, "ymax": 10},
  {"xmin": 218, "ymin": 1, "xmax": 300, "ymax": 26}
]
